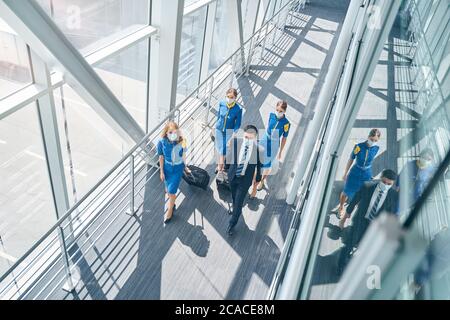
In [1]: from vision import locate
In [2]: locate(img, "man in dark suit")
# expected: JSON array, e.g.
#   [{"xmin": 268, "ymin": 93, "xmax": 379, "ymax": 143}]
[
  {"xmin": 338, "ymin": 169, "xmax": 399, "ymax": 271},
  {"xmin": 226, "ymin": 125, "xmax": 262, "ymax": 236}
]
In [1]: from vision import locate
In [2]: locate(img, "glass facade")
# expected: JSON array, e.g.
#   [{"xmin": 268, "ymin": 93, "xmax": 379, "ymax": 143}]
[
  {"xmin": 0, "ymin": 103, "xmax": 57, "ymax": 275},
  {"xmin": 302, "ymin": 0, "xmax": 449, "ymax": 300}
]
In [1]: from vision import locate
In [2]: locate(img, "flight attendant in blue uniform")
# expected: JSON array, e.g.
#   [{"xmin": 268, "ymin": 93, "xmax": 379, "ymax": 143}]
[
  {"xmin": 158, "ymin": 121, "xmax": 189, "ymax": 224},
  {"xmin": 396, "ymin": 148, "xmax": 436, "ymax": 207},
  {"xmin": 338, "ymin": 129, "xmax": 381, "ymax": 229},
  {"xmin": 215, "ymin": 88, "xmax": 243, "ymax": 173},
  {"xmin": 252, "ymin": 100, "xmax": 290, "ymax": 196}
]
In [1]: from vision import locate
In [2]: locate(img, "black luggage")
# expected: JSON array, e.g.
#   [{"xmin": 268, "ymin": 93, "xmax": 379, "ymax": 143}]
[{"xmin": 182, "ymin": 165, "xmax": 210, "ymax": 190}]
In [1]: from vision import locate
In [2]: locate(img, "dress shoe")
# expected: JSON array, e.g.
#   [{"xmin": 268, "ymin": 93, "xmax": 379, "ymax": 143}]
[{"xmin": 164, "ymin": 216, "xmax": 172, "ymax": 224}]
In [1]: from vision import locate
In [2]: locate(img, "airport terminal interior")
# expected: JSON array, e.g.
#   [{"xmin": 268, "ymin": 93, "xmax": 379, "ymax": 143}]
[{"xmin": 0, "ymin": 0, "xmax": 449, "ymax": 300}]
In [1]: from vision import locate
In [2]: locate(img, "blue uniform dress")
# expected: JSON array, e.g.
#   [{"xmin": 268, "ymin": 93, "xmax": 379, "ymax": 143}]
[
  {"xmin": 260, "ymin": 113, "xmax": 290, "ymax": 169},
  {"xmin": 157, "ymin": 138, "xmax": 186, "ymax": 195},
  {"xmin": 343, "ymin": 141, "xmax": 379, "ymax": 200},
  {"xmin": 215, "ymin": 101, "xmax": 242, "ymax": 156}
]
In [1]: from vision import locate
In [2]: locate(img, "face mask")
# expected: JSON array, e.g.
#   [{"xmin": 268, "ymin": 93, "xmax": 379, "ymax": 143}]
[
  {"xmin": 168, "ymin": 133, "xmax": 178, "ymax": 142},
  {"xmin": 226, "ymin": 98, "xmax": 235, "ymax": 105},
  {"xmin": 276, "ymin": 111, "xmax": 285, "ymax": 118},
  {"xmin": 367, "ymin": 140, "xmax": 377, "ymax": 147},
  {"xmin": 379, "ymin": 181, "xmax": 392, "ymax": 192},
  {"xmin": 419, "ymin": 158, "xmax": 431, "ymax": 168}
]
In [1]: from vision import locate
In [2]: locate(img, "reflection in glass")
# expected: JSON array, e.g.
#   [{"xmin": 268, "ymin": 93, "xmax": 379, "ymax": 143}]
[
  {"xmin": 95, "ymin": 40, "xmax": 149, "ymax": 130},
  {"xmin": 53, "ymin": 85, "xmax": 132, "ymax": 204},
  {"xmin": 177, "ymin": 6, "xmax": 208, "ymax": 101},
  {"xmin": 0, "ymin": 19, "xmax": 32, "ymax": 100},
  {"xmin": 36, "ymin": 0, "xmax": 149, "ymax": 54},
  {"xmin": 305, "ymin": 0, "xmax": 449, "ymax": 300}
]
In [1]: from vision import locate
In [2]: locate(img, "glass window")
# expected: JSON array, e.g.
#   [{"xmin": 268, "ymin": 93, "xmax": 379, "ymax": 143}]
[
  {"xmin": 0, "ymin": 19, "xmax": 32, "ymax": 100},
  {"xmin": 0, "ymin": 103, "xmax": 57, "ymax": 276},
  {"xmin": 185, "ymin": 0, "xmax": 204, "ymax": 8},
  {"xmin": 177, "ymin": 6, "xmax": 207, "ymax": 101},
  {"xmin": 53, "ymin": 85, "xmax": 133, "ymax": 203},
  {"xmin": 208, "ymin": 0, "xmax": 233, "ymax": 74},
  {"xmin": 95, "ymin": 40, "xmax": 149, "ymax": 130},
  {"xmin": 36, "ymin": 0, "xmax": 149, "ymax": 54}
]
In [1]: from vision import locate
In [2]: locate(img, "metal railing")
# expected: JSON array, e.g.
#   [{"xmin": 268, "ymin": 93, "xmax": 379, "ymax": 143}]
[{"xmin": 0, "ymin": 0, "xmax": 302, "ymax": 300}]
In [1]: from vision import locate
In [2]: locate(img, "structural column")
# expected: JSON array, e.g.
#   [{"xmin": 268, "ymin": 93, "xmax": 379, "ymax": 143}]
[{"xmin": 147, "ymin": 0, "xmax": 185, "ymax": 131}]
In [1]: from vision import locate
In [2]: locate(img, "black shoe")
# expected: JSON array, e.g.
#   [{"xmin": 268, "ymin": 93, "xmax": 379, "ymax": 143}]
[
  {"xmin": 226, "ymin": 226, "xmax": 234, "ymax": 236},
  {"xmin": 227, "ymin": 208, "xmax": 233, "ymax": 215},
  {"xmin": 164, "ymin": 216, "xmax": 172, "ymax": 224}
]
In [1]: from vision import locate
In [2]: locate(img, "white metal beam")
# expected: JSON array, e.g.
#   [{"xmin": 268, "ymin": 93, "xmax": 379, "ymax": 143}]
[
  {"xmin": 30, "ymin": 50, "xmax": 70, "ymax": 220},
  {"xmin": 147, "ymin": 0, "xmax": 185, "ymax": 131},
  {"xmin": 0, "ymin": 0, "xmax": 146, "ymax": 145},
  {"xmin": 184, "ymin": 0, "xmax": 216, "ymax": 16}
]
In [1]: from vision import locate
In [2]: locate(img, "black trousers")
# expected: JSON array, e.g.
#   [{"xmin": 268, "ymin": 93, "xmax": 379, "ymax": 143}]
[
  {"xmin": 229, "ymin": 177, "xmax": 251, "ymax": 229},
  {"xmin": 338, "ymin": 213, "xmax": 370, "ymax": 271}
]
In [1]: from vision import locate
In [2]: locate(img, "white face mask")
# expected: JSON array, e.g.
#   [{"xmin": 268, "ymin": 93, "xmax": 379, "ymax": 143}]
[
  {"xmin": 226, "ymin": 97, "xmax": 235, "ymax": 105},
  {"xmin": 367, "ymin": 139, "xmax": 377, "ymax": 147},
  {"xmin": 276, "ymin": 111, "xmax": 285, "ymax": 118},
  {"xmin": 168, "ymin": 133, "xmax": 178, "ymax": 142},
  {"xmin": 379, "ymin": 181, "xmax": 392, "ymax": 192},
  {"xmin": 419, "ymin": 158, "xmax": 431, "ymax": 168}
]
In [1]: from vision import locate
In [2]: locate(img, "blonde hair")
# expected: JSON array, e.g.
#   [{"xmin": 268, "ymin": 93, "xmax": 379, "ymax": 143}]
[{"xmin": 161, "ymin": 121, "xmax": 184, "ymax": 144}]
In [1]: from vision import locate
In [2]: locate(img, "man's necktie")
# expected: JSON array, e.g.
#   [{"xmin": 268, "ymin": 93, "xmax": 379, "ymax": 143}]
[
  {"xmin": 368, "ymin": 189, "xmax": 384, "ymax": 220},
  {"xmin": 236, "ymin": 144, "xmax": 250, "ymax": 176}
]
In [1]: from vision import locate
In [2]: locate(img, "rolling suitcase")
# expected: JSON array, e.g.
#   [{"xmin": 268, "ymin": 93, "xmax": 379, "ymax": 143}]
[{"xmin": 182, "ymin": 165, "xmax": 210, "ymax": 190}]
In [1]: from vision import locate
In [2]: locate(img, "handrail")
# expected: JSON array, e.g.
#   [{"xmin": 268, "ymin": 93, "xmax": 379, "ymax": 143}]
[{"xmin": 0, "ymin": 0, "xmax": 301, "ymax": 298}]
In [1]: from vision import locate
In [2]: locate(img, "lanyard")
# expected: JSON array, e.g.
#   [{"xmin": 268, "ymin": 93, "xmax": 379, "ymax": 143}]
[{"xmin": 222, "ymin": 104, "xmax": 234, "ymax": 132}]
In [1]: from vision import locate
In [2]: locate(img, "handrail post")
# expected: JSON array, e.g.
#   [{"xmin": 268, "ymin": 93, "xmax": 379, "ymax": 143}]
[
  {"xmin": 59, "ymin": 227, "xmax": 79, "ymax": 292},
  {"xmin": 204, "ymin": 76, "xmax": 215, "ymax": 125},
  {"xmin": 230, "ymin": 55, "xmax": 236, "ymax": 88},
  {"xmin": 245, "ymin": 37, "xmax": 256, "ymax": 76},
  {"xmin": 260, "ymin": 24, "xmax": 269, "ymax": 61},
  {"xmin": 126, "ymin": 155, "xmax": 137, "ymax": 216},
  {"xmin": 272, "ymin": 12, "xmax": 281, "ymax": 45}
]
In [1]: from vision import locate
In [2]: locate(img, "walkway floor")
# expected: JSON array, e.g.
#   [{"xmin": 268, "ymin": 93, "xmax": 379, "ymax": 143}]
[{"xmin": 49, "ymin": 0, "xmax": 350, "ymax": 300}]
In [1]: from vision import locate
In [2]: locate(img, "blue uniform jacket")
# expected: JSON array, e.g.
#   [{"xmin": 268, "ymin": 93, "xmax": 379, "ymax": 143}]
[
  {"xmin": 215, "ymin": 101, "xmax": 242, "ymax": 133},
  {"xmin": 265, "ymin": 113, "xmax": 290, "ymax": 139}
]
